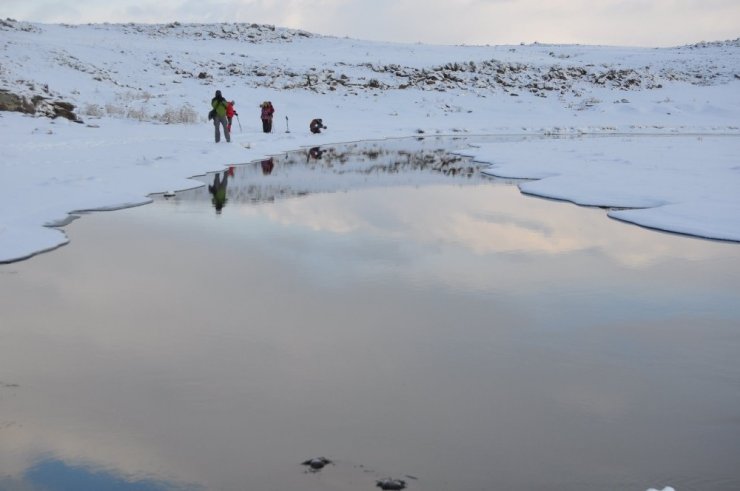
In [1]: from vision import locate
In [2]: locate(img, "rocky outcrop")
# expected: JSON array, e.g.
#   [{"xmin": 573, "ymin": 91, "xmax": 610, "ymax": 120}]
[
  {"xmin": 0, "ymin": 89, "xmax": 82, "ymax": 122},
  {"xmin": 0, "ymin": 90, "xmax": 35, "ymax": 113}
]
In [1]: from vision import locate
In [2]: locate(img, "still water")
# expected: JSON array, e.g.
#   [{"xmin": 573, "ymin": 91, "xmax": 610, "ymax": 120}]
[{"xmin": 1, "ymin": 138, "xmax": 739, "ymax": 491}]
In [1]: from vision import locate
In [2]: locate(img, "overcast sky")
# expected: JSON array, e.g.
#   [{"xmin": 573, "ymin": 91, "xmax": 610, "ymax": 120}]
[{"xmin": 2, "ymin": 0, "xmax": 739, "ymax": 47}]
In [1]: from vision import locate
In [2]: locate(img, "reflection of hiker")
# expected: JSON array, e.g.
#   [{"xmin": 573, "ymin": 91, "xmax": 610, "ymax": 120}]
[
  {"xmin": 260, "ymin": 101, "xmax": 274, "ymax": 133},
  {"xmin": 207, "ymin": 170, "xmax": 229, "ymax": 213},
  {"xmin": 226, "ymin": 101, "xmax": 238, "ymax": 133},
  {"xmin": 261, "ymin": 158, "xmax": 274, "ymax": 175},
  {"xmin": 308, "ymin": 146, "xmax": 324, "ymax": 160},
  {"xmin": 309, "ymin": 118, "xmax": 326, "ymax": 134},
  {"xmin": 211, "ymin": 90, "xmax": 230, "ymax": 143}
]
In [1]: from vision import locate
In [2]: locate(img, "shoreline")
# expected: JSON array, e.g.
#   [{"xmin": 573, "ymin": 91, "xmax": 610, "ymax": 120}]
[{"xmin": 3, "ymin": 125, "xmax": 738, "ymax": 265}]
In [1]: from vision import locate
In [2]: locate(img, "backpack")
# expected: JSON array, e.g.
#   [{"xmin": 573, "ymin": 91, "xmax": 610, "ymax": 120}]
[{"xmin": 208, "ymin": 109, "xmax": 216, "ymax": 121}]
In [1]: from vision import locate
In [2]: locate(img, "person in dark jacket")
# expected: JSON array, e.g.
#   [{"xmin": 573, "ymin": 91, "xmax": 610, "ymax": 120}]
[
  {"xmin": 211, "ymin": 90, "xmax": 230, "ymax": 143},
  {"xmin": 260, "ymin": 101, "xmax": 274, "ymax": 133},
  {"xmin": 309, "ymin": 118, "xmax": 327, "ymax": 134}
]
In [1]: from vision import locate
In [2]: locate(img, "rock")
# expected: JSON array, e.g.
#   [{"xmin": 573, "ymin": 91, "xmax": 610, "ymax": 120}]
[
  {"xmin": 0, "ymin": 90, "xmax": 81, "ymax": 122},
  {"xmin": 0, "ymin": 90, "xmax": 35, "ymax": 113},
  {"xmin": 376, "ymin": 478, "xmax": 406, "ymax": 490},
  {"xmin": 301, "ymin": 457, "xmax": 332, "ymax": 471},
  {"xmin": 52, "ymin": 101, "xmax": 78, "ymax": 121}
]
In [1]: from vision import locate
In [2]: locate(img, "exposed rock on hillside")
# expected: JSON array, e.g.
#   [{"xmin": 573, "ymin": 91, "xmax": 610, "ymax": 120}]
[{"xmin": 0, "ymin": 89, "xmax": 81, "ymax": 122}]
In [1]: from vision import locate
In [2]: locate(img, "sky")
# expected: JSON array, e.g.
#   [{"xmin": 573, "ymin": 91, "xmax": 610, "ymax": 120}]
[{"xmin": 2, "ymin": 0, "xmax": 739, "ymax": 47}]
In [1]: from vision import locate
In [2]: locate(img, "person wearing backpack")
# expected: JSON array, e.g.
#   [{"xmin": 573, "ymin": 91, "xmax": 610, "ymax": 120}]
[
  {"xmin": 226, "ymin": 100, "xmax": 238, "ymax": 133},
  {"xmin": 260, "ymin": 101, "xmax": 274, "ymax": 133},
  {"xmin": 211, "ymin": 90, "xmax": 230, "ymax": 143}
]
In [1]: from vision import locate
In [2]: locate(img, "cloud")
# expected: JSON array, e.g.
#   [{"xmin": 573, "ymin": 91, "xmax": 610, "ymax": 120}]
[{"xmin": 2, "ymin": 0, "xmax": 739, "ymax": 46}]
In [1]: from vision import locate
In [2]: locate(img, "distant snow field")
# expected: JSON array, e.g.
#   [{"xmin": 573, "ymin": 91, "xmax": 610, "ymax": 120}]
[{"xmin": 0, "ymin": 19, "xmax": 739, "ymax": 263}]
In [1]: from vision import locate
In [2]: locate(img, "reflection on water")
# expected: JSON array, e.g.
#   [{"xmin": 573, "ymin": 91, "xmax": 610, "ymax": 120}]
[
  {"xmin": 160, "ymin": 138, "xmax": 484, "ymax": 209},
  {"xmin": 1, "ymin": 137, "xmax": 740, "ymax": 491},
  {"xmin": 206, "ymin": 169, "xmax": 230, "ymax": 214}
]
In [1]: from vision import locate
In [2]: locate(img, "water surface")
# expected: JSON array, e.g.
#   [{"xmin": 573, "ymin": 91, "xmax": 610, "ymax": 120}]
[{"xmin": 1, "ymin": 137, "xmax": 739, "ymax": 491}]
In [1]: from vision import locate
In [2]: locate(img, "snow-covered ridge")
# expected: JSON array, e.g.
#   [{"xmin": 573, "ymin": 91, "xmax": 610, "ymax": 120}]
[
  {"xmin": 1, "ymin": 18, "xmax": 318, "ymax": 42},
  {"xmin": 75, "ymin": 20, "xmax": 318, "ymax": 45},
  {"xmin": 1, "ymin": 18, "xmax": 739, "ymax": 120},
  {"xmin": 678, "ymin": 38, "xmax": 740, "ymax": 49},
  {"xmin": 0, "ymin": 18, "xmax": 41, "ymax": 33}
]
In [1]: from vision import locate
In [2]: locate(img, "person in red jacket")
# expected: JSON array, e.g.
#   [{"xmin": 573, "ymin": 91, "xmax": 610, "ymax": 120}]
[
  {"xmin": 226, "ymin": 101, "xmax": 238, "ymax": 132},
  {"xmin": 260, "ymin": 101, "xmax": 274, "ymax": 133}
]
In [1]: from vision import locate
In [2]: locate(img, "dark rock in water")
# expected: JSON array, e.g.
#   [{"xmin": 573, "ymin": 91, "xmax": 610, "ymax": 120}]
[
  {"xmin": 376, "ymin": 478, "xmax": 406, "ymax": 490},
  {"xmin": 301, "ymin": 457, "xmax": 332, "ymax": 471}
]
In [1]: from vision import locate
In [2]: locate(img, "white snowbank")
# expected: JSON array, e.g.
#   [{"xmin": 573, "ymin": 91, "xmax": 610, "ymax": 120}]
[
  {"xmin": 1, "ymin": 21, "xmax": 739, "ymax": 262},
  {"xmin": 465, "ymin": 135, "xmax": 740, "ymax": 241}
]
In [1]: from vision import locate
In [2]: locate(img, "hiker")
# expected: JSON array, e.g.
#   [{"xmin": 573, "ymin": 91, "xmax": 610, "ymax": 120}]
[
  {"xmin": 309, "ymin": 118, "xmax": 326, "ymax": 134},
  {"xmin": 211, "ymin": 90, "xmax": 230, "ymax": 143},
  {"xmin": 226, "ymin": 100, "xmax": 238, "ymax": 133},
  {"xmin": 260, "ymin": 101, "xmax": 274, "ymax": 133}
]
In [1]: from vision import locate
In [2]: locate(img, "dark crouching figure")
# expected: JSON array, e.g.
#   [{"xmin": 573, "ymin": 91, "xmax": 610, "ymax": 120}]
[{"xmin": 309, "ymin": 118, "xmax": 327, "ymax": 134}]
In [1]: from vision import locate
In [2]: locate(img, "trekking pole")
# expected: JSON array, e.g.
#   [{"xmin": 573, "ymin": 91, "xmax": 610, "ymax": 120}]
[
  {"xmin": 285, "ymin": 116, "xmax": 290, "ymax": 133},
  {"xmin": 236, "ymin": 114, "xmax": 242, "ymax": 132}
]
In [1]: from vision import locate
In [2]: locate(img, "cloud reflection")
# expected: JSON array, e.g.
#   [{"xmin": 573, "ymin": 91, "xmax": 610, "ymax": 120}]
[
  {"xmin": 247, "ymin": 184, "xmax": 729, "ymax": 269},
  {"xmin": 160, "ymin": 137, "xmax": 738, "ymax": 272},
  {"xmin": 0, "ymin": 457, "xmax": 199, "ymax": 491},
  {"xmin": 2, "ymin": 169, "xmax": 739, "ymax": 490}
]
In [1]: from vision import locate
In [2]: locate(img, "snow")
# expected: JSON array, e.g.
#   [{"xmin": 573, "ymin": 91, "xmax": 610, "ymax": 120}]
[
  {"xmin": 1, "ymin": 19, "xmax": 739, "ymax": 263},
  {"xmin": 465, "ymin": 135, "xmax": 740, "ymax": 240}
]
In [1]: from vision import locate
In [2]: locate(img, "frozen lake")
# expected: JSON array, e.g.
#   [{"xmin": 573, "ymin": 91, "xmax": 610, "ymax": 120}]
[{"xmin": 1, "ymin": 138, "xmax": 739, "ymax": 491}]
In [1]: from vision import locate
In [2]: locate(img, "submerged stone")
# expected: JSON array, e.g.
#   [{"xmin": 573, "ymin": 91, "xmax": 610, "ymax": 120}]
[
  {"xmin": 376, "ymin": 478, "xmax": 406, "ymax": 490},
  {"xmin": 301, "ymin": 457, "xmax": 332, "ymax": 471}
]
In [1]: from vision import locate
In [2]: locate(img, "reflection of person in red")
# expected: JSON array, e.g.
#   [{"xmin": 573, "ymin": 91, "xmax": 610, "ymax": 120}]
[
  {"xmin": 261, "ymin": 158, "xmax": 274, "ymax": 175},
  {"xmin": 227, "ymin": 165, "xmax": 235, "ymax": 177}
]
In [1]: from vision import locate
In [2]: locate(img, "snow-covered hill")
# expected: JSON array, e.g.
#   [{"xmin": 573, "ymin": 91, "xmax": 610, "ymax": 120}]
[
  {"xmin": 2, "ymin": 19, "xmax": 739, "ymax": 122},
  {"xmin": 1, "ymin": 19, "xmax": 739, "ymax": 262}
]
